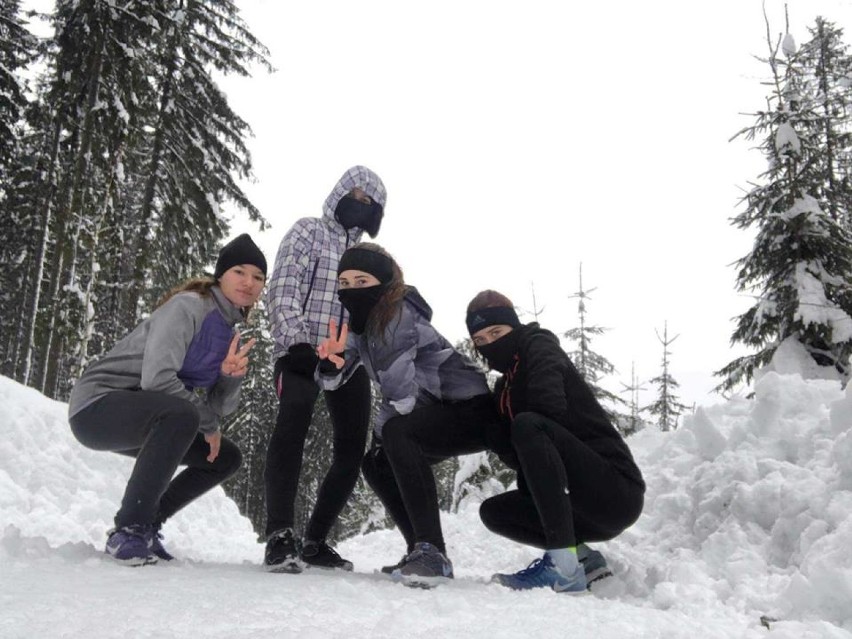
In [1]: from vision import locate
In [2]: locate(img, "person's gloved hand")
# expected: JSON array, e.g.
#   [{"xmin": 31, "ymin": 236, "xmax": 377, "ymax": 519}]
[{"xmin": 283, "ymin": 342, "xmax": 319, "ymax": 376}]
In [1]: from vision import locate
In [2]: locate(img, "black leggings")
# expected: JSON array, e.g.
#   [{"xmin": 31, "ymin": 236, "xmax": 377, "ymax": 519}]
[
  {"xmin": 479, "ymin": 411, "xmax": 644, "ymax": 549},
  {"xmin": 69, "ymin": 391, "xmax": 242, "ymax": 528},
  {"xmin": 362, "ymin": 395, "xmax": 496, "ymax": 555},
  {"xmin": 264, "ymin": 361, "xmax": 371, "ymax": 539}
]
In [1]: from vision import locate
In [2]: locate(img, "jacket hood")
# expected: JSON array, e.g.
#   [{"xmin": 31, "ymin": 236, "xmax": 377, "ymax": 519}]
[
  {"xmin": 322, "ymin": 165, "xmax": 387, "ymax": 235},
  {"xmin": 403, "ymin": 285, "xmax": 433, "ymax": 321},
  {"xmin": 515, "ymin": 322, "xmax": 565, "ymax": 354}
]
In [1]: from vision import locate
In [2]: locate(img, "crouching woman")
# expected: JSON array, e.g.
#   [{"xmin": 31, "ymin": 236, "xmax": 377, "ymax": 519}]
[
  {"xmin": 466, "ymin": 290, "xmax": 645, "ymax": 593},
  {"xmin": 67, "ymin": 234, "xmax": 266, "ymax": 565}
]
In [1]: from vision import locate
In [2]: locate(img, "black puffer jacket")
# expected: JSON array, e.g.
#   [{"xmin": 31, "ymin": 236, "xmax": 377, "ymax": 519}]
[{"xmin": 493, "ymin": 323, "xmax": 645, "ymax": 490}]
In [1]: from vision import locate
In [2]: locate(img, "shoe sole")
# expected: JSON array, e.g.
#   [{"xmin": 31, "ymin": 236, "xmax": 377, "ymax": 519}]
[
  {"xmin": 585, "ymin": 567, "xmax": 613, "ymax": 587},
  {"xmin": 391, "ymin": 569, "xmax": 453, "ymax": 589},
  {"xmin": 303, "ymin": 562, "xmax": 354, "ymax": 572},
  {"xmin": 107, "ymin": 552, "xmax": 158, "ymax": 567},
  {"xmin": 265, "ymin": 558, "xmax": 305, "ymax": 574}
]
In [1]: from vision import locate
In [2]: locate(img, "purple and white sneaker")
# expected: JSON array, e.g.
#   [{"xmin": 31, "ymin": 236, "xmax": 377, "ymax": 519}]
[{"xmin": 105, "ymin": 525, "xmax": 157, "ymax": 566}]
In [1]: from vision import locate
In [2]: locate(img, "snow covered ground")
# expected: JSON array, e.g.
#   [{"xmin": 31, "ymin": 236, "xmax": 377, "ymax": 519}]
[{"xmin": 2, "ymin": 347, "xmax": 852, "ymax": 638}]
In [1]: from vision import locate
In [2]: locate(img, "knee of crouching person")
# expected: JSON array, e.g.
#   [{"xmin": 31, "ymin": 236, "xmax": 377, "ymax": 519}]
[
  {"xmin": 217, "ymin": 437, "xmax": 243, "ymax": 477},
  {"xmin": 479, "ymin": 497, "xmax": 499, "ymax": 532},
  {"xmin": 509, "ymin": 411, "xmax": 542, "ymax": 441}
]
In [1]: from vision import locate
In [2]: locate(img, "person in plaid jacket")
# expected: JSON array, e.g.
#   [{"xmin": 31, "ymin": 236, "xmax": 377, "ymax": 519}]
[{"xmin": 263, "ymin": 166, "xmax": 386, "ymax": 573}]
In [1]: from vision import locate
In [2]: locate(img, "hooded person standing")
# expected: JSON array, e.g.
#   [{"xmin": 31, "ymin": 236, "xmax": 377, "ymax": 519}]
[
  {"xmin": 68, "ymin": 234, "xmax": 266, "ymax": 565},
  {"xmin": 465, "ymin": 290, "xmax": 645, "ymax": 593},
  {"xmin": 264, "ymin": 166, "xmax": 387, "ymax": 573}
]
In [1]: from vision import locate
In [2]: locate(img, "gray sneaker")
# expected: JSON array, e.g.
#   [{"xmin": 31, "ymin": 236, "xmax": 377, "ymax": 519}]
[
  {"xmin": 578, "ymin": 544, "xmax": 613, "ymax": 585},
  {"xmin": 393, "ymin": 542, "xmax": 453, "ymax": 586}
]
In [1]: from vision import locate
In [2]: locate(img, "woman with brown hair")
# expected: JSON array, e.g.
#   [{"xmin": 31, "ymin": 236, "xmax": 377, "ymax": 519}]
[
  {"xmin": 465, "ymin": 289, "xmax": 645, "ymax": 593},
  {"xmin": 317, "ymin": 243, "xmax": 498, "ymax": 586},
  {"xmin": 68, "ymin": 234, "xmax": 266, "ymax": 566}
]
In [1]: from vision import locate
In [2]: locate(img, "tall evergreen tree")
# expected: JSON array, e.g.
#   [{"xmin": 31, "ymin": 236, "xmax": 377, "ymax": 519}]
[
  {"xmin": 563, "ymin": 263, "xmax": 624, "ymax": 414},
  {"xmin": 221, "ymin": 303, "xmax": 277, "ymax": 538},
  {"xmin": 645, "ymin": 322, "xmax": 688, "ymax": 432},
  {"xmin": 0, "ymin": 0, "xmax": 38, "ymax": 376},
  {"xmin": 0, "ymin": 0, "xmax": 271, "ymax": 400},
  {"xmin": 0, "ymin": 0, "xmax": 35, "ymax": 184},
  {"xmin": 718, "ymin": 14, "xmax": 852, "ymax": 391},
  {"xmin": 618, "ymin": 363, "xmax": 646, "ymax": 437}
]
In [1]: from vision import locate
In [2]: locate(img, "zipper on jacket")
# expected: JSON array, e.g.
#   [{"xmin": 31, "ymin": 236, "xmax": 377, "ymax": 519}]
[
  {"xmin": 499, "ymin": 355, "xmax": 520, "ymax": 420},
  {"xmin": 335, "ymin": 231, "xmax": 353, "ymax": 338},
  {"xmin": 301, "ymin": 258, "xmax": 321, "ymax": 314}
]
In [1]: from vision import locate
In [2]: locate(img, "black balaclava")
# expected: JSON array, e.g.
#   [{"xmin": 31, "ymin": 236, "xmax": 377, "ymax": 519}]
[
  {"xmin": 335, "ymin": 196, "xmax": 384, "ymax": 238},
  {"xmin": 337, "ymin": 247, "xmax": 395, "ymax": 334},
  {"xmin": 466, "ymin": 306, "xmax": 522, "ymax": 373},
  {"xmin": 477, "ymin": 331, "xmax": 521, "ymax": 373}
]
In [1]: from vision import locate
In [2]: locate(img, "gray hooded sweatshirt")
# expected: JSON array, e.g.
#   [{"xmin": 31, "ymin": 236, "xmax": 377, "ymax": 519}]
[
  {"xmin": 266, "ymin": 166, "xmax": 387, "ymax": 361},
  {"xmin": 67, "ymin": 286, "xmax": 245, "ymax": 434},
  {"xmin": 318, "ymin": 287, "xmax": 489, "ymax": 436}
]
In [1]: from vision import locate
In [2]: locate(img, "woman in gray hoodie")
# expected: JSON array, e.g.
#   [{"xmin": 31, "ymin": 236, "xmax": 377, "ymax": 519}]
[
  {"xmin": 68, "ymin": 234, "xmax": 266, "ymax": 566},
  {"xmin": 318, "ymin": 243, "xmax": 500, "ymax": 586}
]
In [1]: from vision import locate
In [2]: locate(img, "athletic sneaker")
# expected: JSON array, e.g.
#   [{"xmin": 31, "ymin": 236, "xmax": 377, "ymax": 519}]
[
  {"xmin": 395, "ymin": 542, "xmax": 453, "ymax": 579},
  {"xmin": 380, "ymin": 553, "xmax": 408, "ymax": 575},
  {"xmin": 264, "ymin": 528, "xmax": 304, "ymax": 573},
  {"xmin": 491, "ymin": 552, "xmax": 587, "ymax": 593},
  {"xmin": 105, "ymin": 525, "xmax": 157, "ymax": 566},
  {"xmin": 578, "ymin": 544, "xmax": 612, "ymax": 585},
  {"xmin": 150, "ymin": 526, "xmax": 174, "ymax": 561},
  {"xmin": 301, "ymin": 540, "xmax": 353, "ymax": 571}
]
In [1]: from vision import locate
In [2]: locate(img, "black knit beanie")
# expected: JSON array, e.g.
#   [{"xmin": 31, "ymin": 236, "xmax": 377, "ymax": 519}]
[
  {"xmin": 337, "ymin": 247, "xmax": 394, "ymax": 283},
  {"xmin": 214, "ymin": 234, "xmax": 267, "ymax": 279},
  {"xmin": 465, "ymin": 306, "xmax": 521, "ymax": 335}
]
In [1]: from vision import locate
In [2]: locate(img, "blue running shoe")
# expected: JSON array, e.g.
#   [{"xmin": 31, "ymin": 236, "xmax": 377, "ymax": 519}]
[
  {"xmin": 492, "ymin": 553, "xmax": 587, "ymax": 593},
  {"xmin": 578, "ymin": 544, "xmax": 612, "ymax": 585},
  {"xmin": 105, "ymin": 525, "xmax": 157, "ymax": 566}
]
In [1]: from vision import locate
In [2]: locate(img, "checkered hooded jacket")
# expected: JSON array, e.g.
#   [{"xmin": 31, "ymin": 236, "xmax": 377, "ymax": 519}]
[{"xmin": 267, "ymin": 166, "xmax": 387, "ymax": 360}]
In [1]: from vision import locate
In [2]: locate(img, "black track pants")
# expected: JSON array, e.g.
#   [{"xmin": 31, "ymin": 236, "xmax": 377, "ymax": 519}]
[
  {"xmin": 369, "ymin": 395, "xmax": 495, "ymax": 554},
  {"xmin": 264, "ymin": 361, "xmax": 370, "ymax": 540},
  {"xmin": 70, "ymin": 390, "xmax": 242, "ymax": 528},
  {"xmin": 479, "ymin": 411, "xmax": 644, "ymax": 549}
]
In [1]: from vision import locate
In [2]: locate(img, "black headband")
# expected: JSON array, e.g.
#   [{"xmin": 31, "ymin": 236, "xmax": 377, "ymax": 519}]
[
  {"xmin": 337, "ymin": 247, "xmax": 394, "ymax": 284},
  {"xmin": 466, "ymin": 306, "xmax": 521, "ymax": 335}
]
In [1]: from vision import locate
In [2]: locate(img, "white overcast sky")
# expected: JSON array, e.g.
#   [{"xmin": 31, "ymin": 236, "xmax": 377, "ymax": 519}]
[
  {"xmin": 26, "ymin": 0, "xmax": 852, "ymax": 409},
  {"xmin": 217, "ymin": 0, "xmax": 852, "ymax": 411}
]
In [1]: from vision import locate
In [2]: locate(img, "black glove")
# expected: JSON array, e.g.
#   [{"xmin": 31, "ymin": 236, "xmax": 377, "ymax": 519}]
[
  {"xmin": 283, "ymin": 342, "xmax": 319, "ymax": 376},
  {"xmin": 318, "ymin": 358, "xmax": 339, "ymax": 375}
]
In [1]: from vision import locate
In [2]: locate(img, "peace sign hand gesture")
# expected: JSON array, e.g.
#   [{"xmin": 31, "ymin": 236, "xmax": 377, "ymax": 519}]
[
  {"xmin": 221, "ymin": 331, "xmax": 256, "ymax": 378},
  {"xmin": 317, "ymin": 319, "xmax": 347, "ymax": 370}
]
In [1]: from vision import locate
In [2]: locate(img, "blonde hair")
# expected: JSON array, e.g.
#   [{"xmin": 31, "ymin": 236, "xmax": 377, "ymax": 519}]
[{"xmin": 156, "ymin": 277, "xmax": 256, "ymax": 321}]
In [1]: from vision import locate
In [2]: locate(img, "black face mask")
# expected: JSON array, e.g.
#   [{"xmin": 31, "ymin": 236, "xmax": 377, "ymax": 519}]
[
  {"xmin": 338, "ymin": 284, "xmax": 389, "ymax": 334},
  {"xmin": 477, "ymin": 330, "xmax": 521, "ymax": 373},
  {"xmin": 335, "ymin": 196, "xmax": 383, "ymax": 237}
]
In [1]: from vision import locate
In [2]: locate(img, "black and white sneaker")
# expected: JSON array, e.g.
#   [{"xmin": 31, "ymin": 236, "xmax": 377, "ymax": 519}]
[
  {"xmin": 264, "ymin": 528, "xmax": 304, "ymax": 574},
  {"xmin": 578, "ymin": 544, "xmax": 613, "ymax": 586},
  {"xmin": 301, "ymin": 540, "xmax": 353, "ymax": 571},
  {"xmin": 392, "ymin": 542, "xmax": 453, "ymax": 588},
  {"xmin": 379, "ymin": 553, "xmax": 408, "ymax": 575}
]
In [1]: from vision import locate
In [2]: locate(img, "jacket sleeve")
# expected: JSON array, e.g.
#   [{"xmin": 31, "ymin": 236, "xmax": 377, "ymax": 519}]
[
  {"xmin": 140, "ymin": 295, "xmax": 221, "ymax": 433},
  {"xmin": 523, "ymin": 335, "xmax": 571, "ymax": 425},
  {"xmin": 207, "ymin": 375, "xmax": 243, "ymax": 419},
  {"xmin": 266, "ymin": 219, "xmax": 314, "ymax": 348},
  {"xmin": 373, "ymin": 308, "xmax": 419, "ymax": 430},
  {"xmin": 316, "ymin": 343, "xmax": 363, "ymax": 391}
]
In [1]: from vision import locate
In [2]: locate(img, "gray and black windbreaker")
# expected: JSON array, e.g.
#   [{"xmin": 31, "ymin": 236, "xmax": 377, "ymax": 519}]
[{"xmin": 318, "ymin": 287, "xmax": 489, "ymax": 436}]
